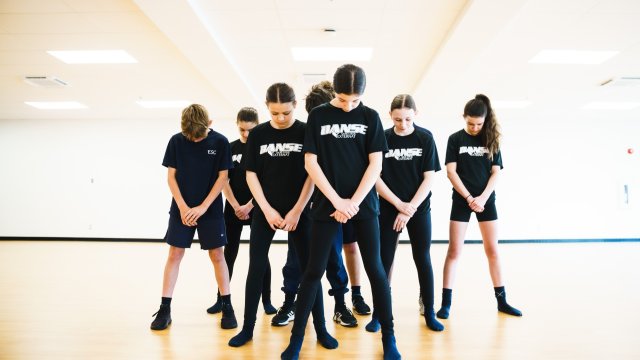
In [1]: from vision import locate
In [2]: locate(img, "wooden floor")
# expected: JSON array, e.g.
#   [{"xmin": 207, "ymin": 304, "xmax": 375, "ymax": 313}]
[{"xmin": 0, "ymin": 240, "xmax": 639, "ymax": 360}]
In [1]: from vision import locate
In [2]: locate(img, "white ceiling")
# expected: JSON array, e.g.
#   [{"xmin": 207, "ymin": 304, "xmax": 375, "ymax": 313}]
[{"xmin": 1, "ymin": 0, "xmax": 639, "ymax": 127}]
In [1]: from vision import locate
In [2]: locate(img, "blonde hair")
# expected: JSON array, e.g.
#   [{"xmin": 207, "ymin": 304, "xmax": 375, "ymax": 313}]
[{"xmin": 181, "ymin": 104, "xmax": 209, "ymax": 140}]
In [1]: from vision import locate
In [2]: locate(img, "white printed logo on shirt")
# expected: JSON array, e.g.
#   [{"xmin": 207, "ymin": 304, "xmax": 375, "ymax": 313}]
[
  {"xmin": 208, "ymin": 150, "xmax": 217, "ymax": 155},
  {"xmin": 459, "ymin": 146, "xmax": 488, "ymax": 156},
  {"xmin": 385, "ymin": 148, "xmax": 422, "ymax": 160},
  {"xmin": 320, "ymin": 124, "xmax": 367, "ymax": 138},
  {"xmin": 232, "ymin": 154, "xmax": 242, "ymax": 163},
  {"xmin": 259, "ymin": 143, "xmax": 303, "ymax": 156}
]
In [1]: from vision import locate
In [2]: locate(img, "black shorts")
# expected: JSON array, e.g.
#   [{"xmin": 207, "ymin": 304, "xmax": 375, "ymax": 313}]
[
  {"xmin": 165, "ymin": 216, "xmax": 227, "ymax": 250},
  {"xmin": 341, "ymin": 222, "xmax": 357, "ymax": 244},
  {"xmin": 449, "ymin": 197, "xmax": 498, "ymax": 222}
]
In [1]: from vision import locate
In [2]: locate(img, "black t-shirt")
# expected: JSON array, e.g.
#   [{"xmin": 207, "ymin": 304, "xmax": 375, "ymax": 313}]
[
  {"xmin": 162, "ymin": 129, "xmax": 232, "ymax": 220},
  {"xmin": 228, "ymin": 139, "xmax": 252, "ymax": 205},
  {"xmin": 444, "ymin": 129, "xmax": 503, "ymax": 200},
  {"xmin": 380, "ymin": 126, "xmax": 441, "ymax": 213},
  {"xmin": 243, "ymin": 120, "xmax": 308, "ymax": 214},
  {"xmin": 304, "ymin": 102, "xmax": 388, "ymax": 221}
]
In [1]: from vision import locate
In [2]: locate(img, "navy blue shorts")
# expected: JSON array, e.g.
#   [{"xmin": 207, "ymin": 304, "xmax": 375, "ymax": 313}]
[
  {"xmin": 450, "ymin": 197, "xmax": 498, "ymax": 222},
  {"xmin": 164, "ymin": 216, "xmax": 227, "ymax": 250}
]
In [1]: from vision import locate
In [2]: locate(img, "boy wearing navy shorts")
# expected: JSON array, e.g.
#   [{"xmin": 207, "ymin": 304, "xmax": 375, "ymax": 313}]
[{"xmin": 150, "ymin": 104, "xmax": 237, "ymax": 330}]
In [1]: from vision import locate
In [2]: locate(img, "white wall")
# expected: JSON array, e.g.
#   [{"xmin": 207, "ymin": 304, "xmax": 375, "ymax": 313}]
[{"xmin": 0, "ymin": 108, "xmax": 638, "ymax": 241}]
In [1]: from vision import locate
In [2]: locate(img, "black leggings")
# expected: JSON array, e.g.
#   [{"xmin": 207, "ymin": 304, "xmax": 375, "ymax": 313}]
[
  {"xmin": 223, "ymin": 211, "xmax": 271, "ymax": 299},
  {"xmin": 379, "ymin": 206, "xmax": 435, "ymax": 310},
  {"xmin": 292, "ymin": 218, "xmax": 394, "ymax": 336},
  {"xmin": 242, "ymin": 208, "xmax": 324, "ymax": 326}
]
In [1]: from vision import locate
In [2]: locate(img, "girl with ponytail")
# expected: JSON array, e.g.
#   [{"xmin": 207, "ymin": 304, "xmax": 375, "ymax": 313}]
[{"xmin": 437, "ymin": 94, "xmax": 522, "ymax": 320}]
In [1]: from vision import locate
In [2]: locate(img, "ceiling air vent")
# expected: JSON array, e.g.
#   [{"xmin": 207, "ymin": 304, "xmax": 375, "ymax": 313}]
[
  {"xmin": 24, "ymin": 76, "xmax": 70, "ymax": 88},
  {"xmin": 600, "ymin": 77, "xmax": 640, "ymax": 87}
]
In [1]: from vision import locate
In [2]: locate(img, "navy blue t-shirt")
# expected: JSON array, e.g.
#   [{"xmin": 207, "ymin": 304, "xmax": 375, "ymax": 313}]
[
  {"xmin": 380, "ymin": 126, "xmax": 441, "ymax": 214},
  {"xmin": 243, "ymin": 120, "xmax": 308, "ymax": 215},
  {"xmin": 304, "ymin": 102, "xmax": 388, "ymax": 221},
  {"xmin": 444, "ymin": 129, "xmax": 503, "ymax": 200},
  {"xmin": 162, "ymin": 129, "xmax": 232, "ymax": 220}
]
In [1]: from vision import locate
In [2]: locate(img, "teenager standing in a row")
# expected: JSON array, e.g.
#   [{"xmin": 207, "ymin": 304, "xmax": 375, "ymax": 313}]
[
  {"xmin": 229, "ymin": 83, "xmax": 337, "ymax": 350},
  {"xmin": 281, "ymin": 64, "xmax": 400, "ymax": 360},
  {"xmin": 438, "ymin": 94, "xmax": 522, "ymax": 319},
  {"xmin": 366, "ymin": 94, "xmax": 443, "ymax": 333}
]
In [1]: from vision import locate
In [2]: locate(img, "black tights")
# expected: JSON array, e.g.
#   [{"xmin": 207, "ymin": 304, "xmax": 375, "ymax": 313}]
[
  {"xmin": 292, "ymin": 218, "xmax": 394, "ymax": 336},
  {"xmin": 241, "ymin": 209, "xmax": 324, "ymax": 326},
  {"xmin": 223, "ymin": 213, "xmax": 271, "ymax": 299},
  {"xmin": 379, "ymin": 207, "xmax": 435, "ymax": 309}
]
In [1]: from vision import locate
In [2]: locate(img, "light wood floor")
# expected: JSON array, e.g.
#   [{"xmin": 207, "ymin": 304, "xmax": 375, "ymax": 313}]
[{"xmin": 1, "ymin": 240, "xmax": 639, "ymax": 359}]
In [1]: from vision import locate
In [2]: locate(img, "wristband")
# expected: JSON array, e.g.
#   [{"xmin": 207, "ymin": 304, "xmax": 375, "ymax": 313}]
[{"xmin": 465, "ymin": 194, "xmax": 472, "ymax": 200}]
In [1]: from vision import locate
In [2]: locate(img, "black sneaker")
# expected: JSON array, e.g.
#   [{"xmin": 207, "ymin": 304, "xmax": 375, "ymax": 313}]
[
  {"xmin": 333, "ymin": 306, "xmax": 357, "ymax": 327},
  {"xmin": 206, "ymin": 294, "xmax": 222, "ymax": 314},
  {"xmin": 352, "ymin": 294, "xmax": 371, "ymax": 315},
  {"xmin": 271, "ymin": 302, "xmax": 295, "ymax": 326},
  {"xmin": 150, "ymin": 304, "xmax": 171, "ymax": 330},
  {"xmin": 221, "ymin": 303, "xmax": 238, "ymax": 329}
]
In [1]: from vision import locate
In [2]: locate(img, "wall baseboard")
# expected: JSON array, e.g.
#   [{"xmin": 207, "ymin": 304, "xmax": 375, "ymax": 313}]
[{"xmin": 1, "ymin": 237, "xmax": 638, "ymax": 244}]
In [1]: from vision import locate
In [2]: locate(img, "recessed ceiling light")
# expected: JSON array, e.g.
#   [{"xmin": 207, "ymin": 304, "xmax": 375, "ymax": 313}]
[
  {"xmin": 25, "ymin": 101, "xmax": 87, "ymax": 109},
  {"xmin": 529, "ymin": 50, "xmax": 618, "ymax": 65},
  {"xmin": 492, "ymin": 100, "xmax": 532, "ymax": 109},
  {"xmin": 47, "ymin": 50, "xmax": 138, "ymax": 64},
  {"xmin": 136, "ymin": 100, "xmax": 191, "ymax": 109},
  {"xmin": 291, "ymin": 47, "xmax": 373, "ymax": 62},
  {"xmin": 582, "ymin": 102, "xmax": 640, "ymax": 110}
]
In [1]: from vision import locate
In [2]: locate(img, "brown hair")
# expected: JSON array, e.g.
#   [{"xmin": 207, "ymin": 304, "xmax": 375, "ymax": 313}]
[
  {"xmin": 390, "ymin": 94, "xmax": 417, "ymax": 112},
  {"xmin": 463, "ymin": 94, "xmax": 501, "ymax": 159},
  {"xmin": 181, "ymin": 104, "xmax": 209, "ymax": 140},
  {"xmin": 237, "ymin": 107, "xmax": 259, "ymax": 124}
]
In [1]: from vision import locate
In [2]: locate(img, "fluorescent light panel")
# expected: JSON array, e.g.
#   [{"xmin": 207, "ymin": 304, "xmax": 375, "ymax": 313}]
[
  {"xmin": 136, "ymin": 100, "xmax": 191, "ymax": 109},
  {"xmin": 492, "ymin": 100, "xmax": 532, "ymax": 109},
  {"xmin": 529, "ymin": 50, "xmax": 618, "ymax": 64},
  {"xmin": 292, "ymin": 47, "xmax": 373, "ymax": 62},
  {"xmin": 25, "ymin": 101, "xmax": 87, "ymax": 109},
  {"xmin": 582, "ymin": 102, "xmax": 640, "ymax": 110},
  {"xmin": 47, "ymin": 50, "xmax": 137, "ymax": 64}
]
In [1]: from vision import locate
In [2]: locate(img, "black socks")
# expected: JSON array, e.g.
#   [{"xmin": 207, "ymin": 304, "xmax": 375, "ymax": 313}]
[
  {"xmin": 382, "ymin": 334, "xmax": 401, "ymax": 360},
  {"xmin": 425, "ymin": 309, "xmax": 444, "ymax": 331},
  {"xmin": 281, "ymin": 334, "xmax": 303, "ymax": 360},
  {"xmin": 228, "ymin": 323, "xmax": 255, "ymax": 347},
  {"xmin": 436, "ymin": 288, "xmax": 452, "ymax": 319},
  {"xmin": 314, "ymin": 323, "xmax": 339, "ymax": 349},
  {"xmin": 494, "ymin": 286, "xmax": 522, "ymax": 316},
  {"xmin": 221, "ymin": 294, "xmax": 231, "ymax": 305}
]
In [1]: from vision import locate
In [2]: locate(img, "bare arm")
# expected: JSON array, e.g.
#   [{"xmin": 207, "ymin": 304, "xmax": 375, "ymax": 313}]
[
  {"xmin": 167, "ymin": 167, "xmax": 191, "ymax": 225},
  {"xmin": 222, "ymin": 182, "xmax": 253, "ymax": 221},
  {"xmin": 246, "ymin": 170, "xmax": 283, "ymax": 230},
  {"xmin": 375, "ymin": 178, "xmax": 417, "ymax": 217},
  {"xmin": 333, "ymin": 152, "xmax": 383, "ymax": 223},
  {"xmin": 305, "ymin": 153, "xmax": 359, "ymax": 220},
  {"xmin": 280, "ymin": 177, "xmax": 314, "ymax": 232},
  {"xmin": 184, "ymin": 170, "xmax": 228, "ymax": 224},
  {"xmin": 446, "ymin": 162, "xmax": 483, "ymax": 212},
  {"xmin": 409, "ymin": 170, "xmax": 436, "ymax": 209},
  {"xmin": 471, "ymin": 165, "xmax": 500, "ymax": 209}
]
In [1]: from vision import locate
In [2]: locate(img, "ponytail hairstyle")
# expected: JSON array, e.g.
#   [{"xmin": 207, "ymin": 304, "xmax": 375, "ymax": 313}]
[
  {"xmin": 236, "ymin": 106, "xmax": 259, "ymax": 124},
  {"xmin": 463, "ymin": 94, "xmax": 501, "ymax": 160},
  {"xmin": 305, "ymin": 80, "xmax": 335, "ymax": 113},
  {"xmin": 390, "ymin": 94, "xmax": 417, "ymax": 112},
  {"xmin": 333, "ymin": 64, "xmax": 366, "ymax": 95},
  {"xmin": 181, "ymin": 104, "xmax": 209, "ymax": 141},
  {"xmin": 266, "ymin": 82, "xmax": 296, "ymax": 104}
]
